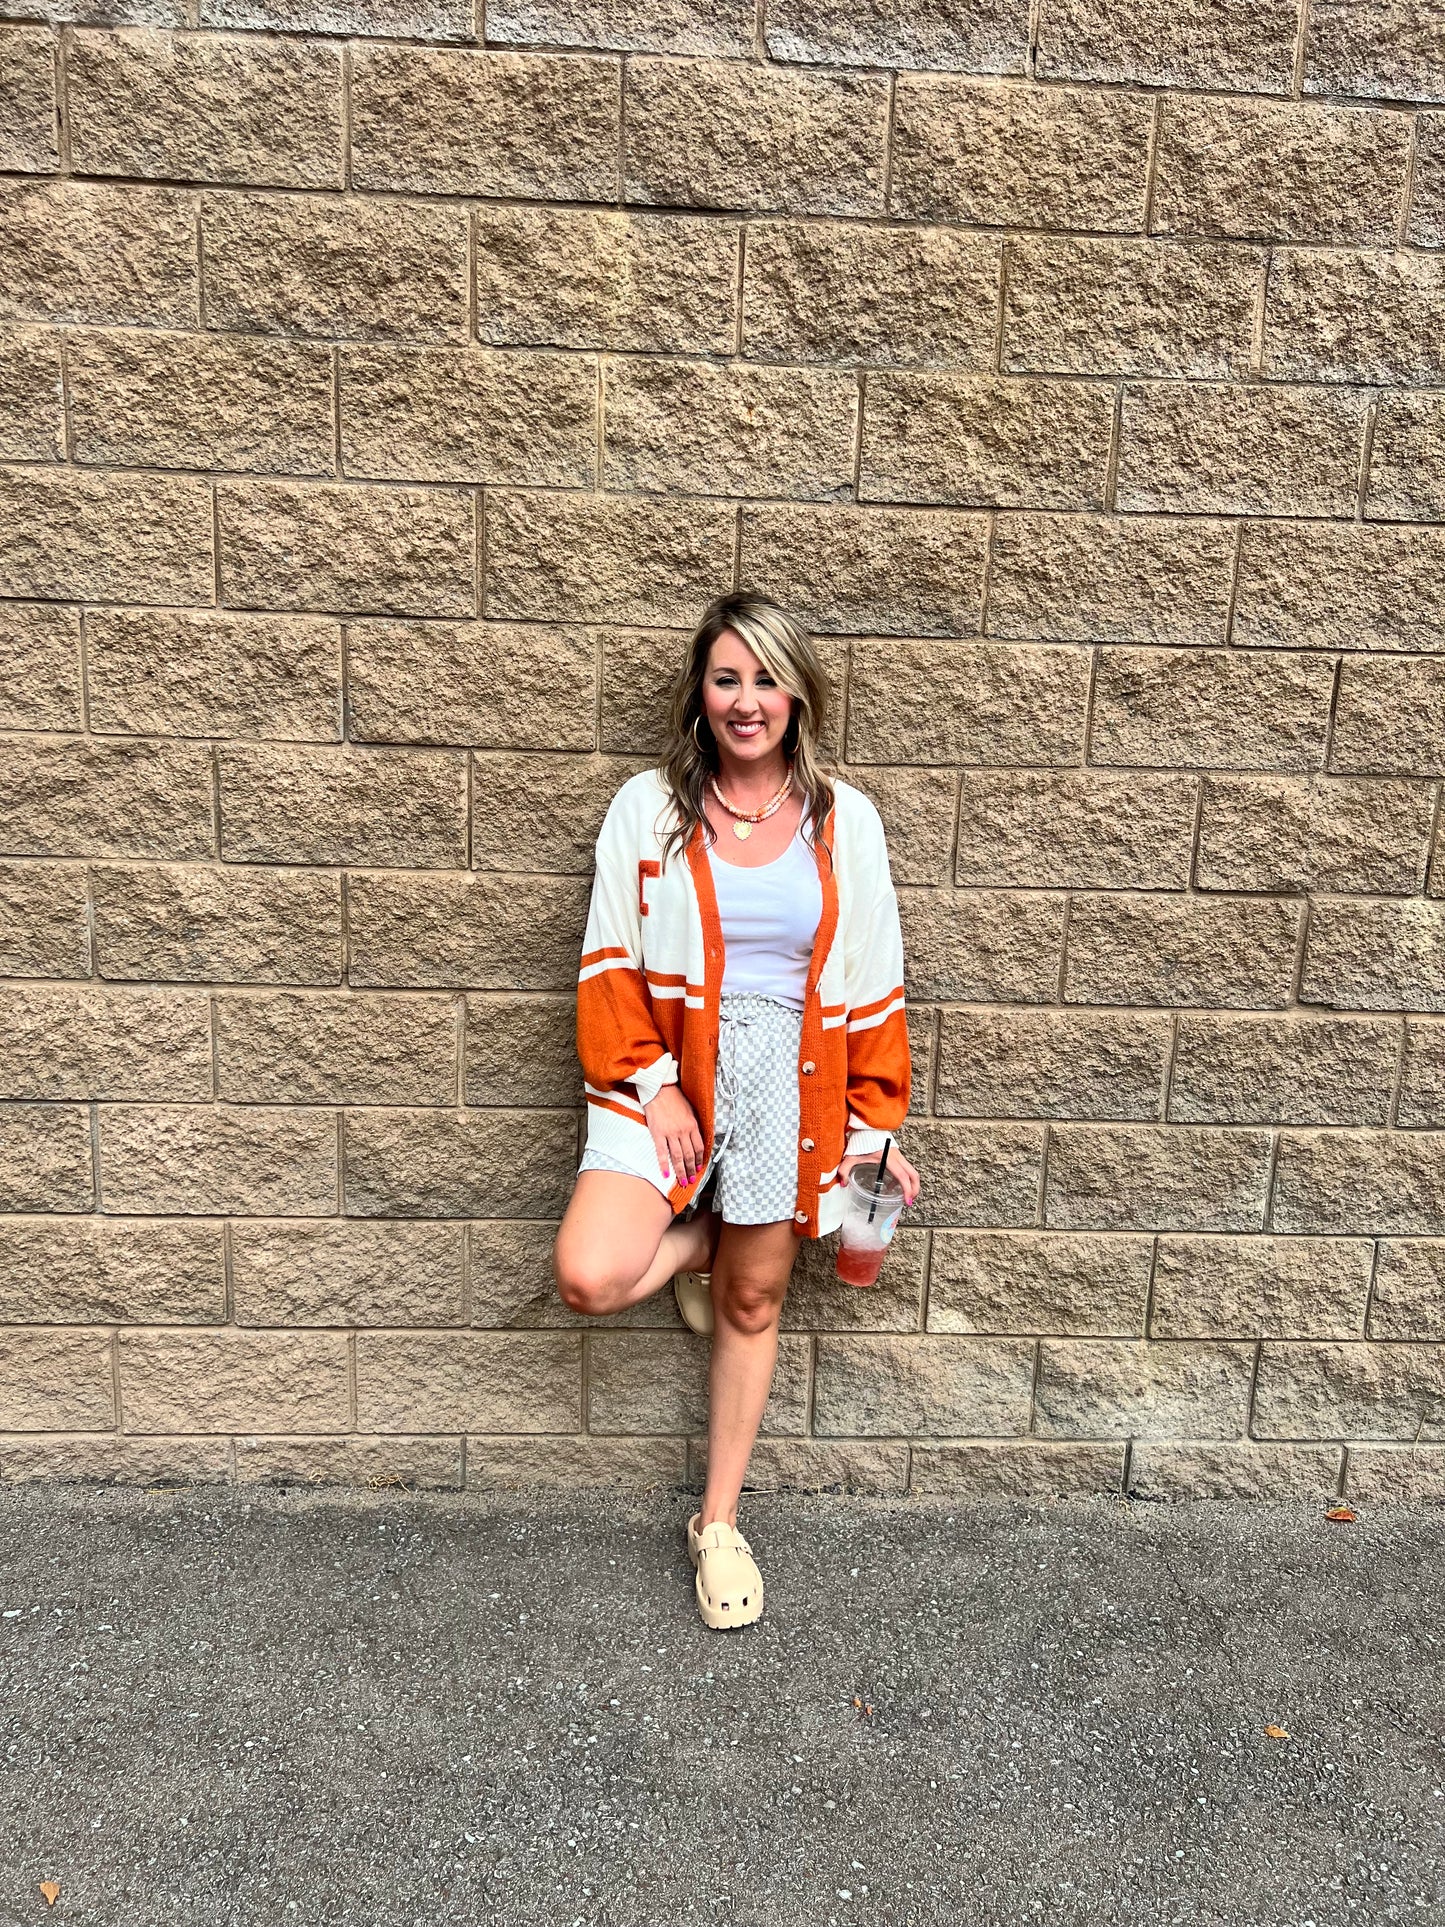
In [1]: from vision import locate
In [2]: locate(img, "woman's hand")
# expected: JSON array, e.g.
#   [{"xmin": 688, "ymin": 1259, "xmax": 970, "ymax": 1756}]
[
  {"xmin": 643, "ymin": 1085, "xmax": 705, "ymax": 1187},
  {"xmin": 840, "ymin": 1146, "xmax": 922, "ymax": 1207}
]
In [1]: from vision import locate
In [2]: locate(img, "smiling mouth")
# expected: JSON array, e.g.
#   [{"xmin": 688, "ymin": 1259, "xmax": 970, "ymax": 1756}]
[{"xmin": 727, "ymin": 720, "xmax": 765, "ymax": 736}]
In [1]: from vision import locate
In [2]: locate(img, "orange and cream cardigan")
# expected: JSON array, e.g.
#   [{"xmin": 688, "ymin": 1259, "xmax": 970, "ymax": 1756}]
[{"xmin": 576, "ymin": 768, "xmax": 910, "ymax": 1239}]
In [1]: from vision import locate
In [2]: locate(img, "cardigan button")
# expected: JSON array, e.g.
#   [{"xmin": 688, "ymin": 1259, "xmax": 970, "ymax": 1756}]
[
  {"xmin": 801, "ymin": 1060, "xmax": 816, "ymax": 1074},
  {"xmin": 794, "ymin": 1210, "xmax": 808, "ymax": 1224},
  {"xmin": 800, "ymin": 1136, "xmax": 815, "ymax": 1151}
]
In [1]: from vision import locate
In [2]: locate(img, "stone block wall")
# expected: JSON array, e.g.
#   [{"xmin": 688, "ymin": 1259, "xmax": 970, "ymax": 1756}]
[{"xmin": 3, "ymin": 0, "xmax": 1445, "ymax": 1501}]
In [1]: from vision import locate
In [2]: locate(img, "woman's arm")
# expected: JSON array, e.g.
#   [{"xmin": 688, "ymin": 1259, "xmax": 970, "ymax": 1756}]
[
  {"xmin": 838, "ymin": 802, "xmax": 921, "ymax": 1204},
  {"xmin": 575, "ymin": 794, "xmax": 675, "ymax": 1099}
]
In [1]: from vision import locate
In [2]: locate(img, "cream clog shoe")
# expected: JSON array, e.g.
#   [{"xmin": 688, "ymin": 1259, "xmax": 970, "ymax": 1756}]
[
  {"xmin": 674, "ymin": 1269, "xmax": 714, "ymax": 1336},
  {"xmin": 687, "ymin": 1512, "xmax": 764, "ymax": 1629}
]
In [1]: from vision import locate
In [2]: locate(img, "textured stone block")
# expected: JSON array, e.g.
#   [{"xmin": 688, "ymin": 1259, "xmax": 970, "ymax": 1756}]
[
  {"xmin": 0, "ymin": 326, "xmax": 62, "ymax": 459},
  {"xmin": 1171, "ymin": 1015, "xmax": 1398, "ymax": 1128},
  {"xmin": 861, "ymin": 372, "xmax": 1113, "ymax": 510},
  {"xmin": 216, "ymin": 991, "xmax": 457, "ymax": 1105},
  {"xmin": 1304, "ymin": 1, "xmax": 1445, "ymax": 104},
  {"xmin": 899, "ymin": 889, "xmax": 1064, "ymax": 1004},
  {"xmin": 778, "ymin": 1227, "xmax": 926, "ymax": 1334},
  {"xmin": 928, "ymin": 1229, "xmax": 1151, "ymax": 1335},
  {"xmin": 485, "ymin": 490, "xmax": 733, "ymax": 626},
  {"xmin": 0, "ymin": 986, "xmax": 210, "ymax": 1101},
  {"xmin": 1302, "ymin": 900, "xmax": 1445, "ymax": 1012},
  {"xmin": 813, "ymin": 1333, "xmax": 1034, "ymax": 1436},
  {"xmin": 767, "ymin": 0, "xmax": 1026, "ymax": 68},
  {"xmin": 1128, "ymin": 1441, "xmax": 1342, "ymax": 1500},
  {"xmin": 1091, "ymin": 648, "xmax": 1334, "ymax": 772},
  {"xmin": 489, "ymin": 0, "xmax": 752, "ymax": 53},
  {"xmin": 597, "ymin": 623, "xmax": 751, "ymax": 755},
  {"xmin": 890, "ymin": 76, "xmax": 1151, "ymax": 229},
  {"xmin": 1151, "ymin": 1235, "xmax": 1372, "ymax": 1341},
  {"xmin": 1346, "ymin": 1446, "xmax": 1445, "ymax": 1503},
  {"xmin": 0, "ymin": 862, "xmax": 89, "ymax": 978},
  {"xmin": 201, "ymin": 193, "xmax": 468, "ymax": 343},
  {"xmin": 1253, "ymin": 1341, "xmax": 1445, "ymax": 1440},
  {"xmin": 0, "ymin": 178, "xmax": 194, "ymax": 326},
  {"xmin": 1370, "ymin": 1240, "xmax": 1445, "ymax": 1340},
  {"xmin": 218, "ymin": 744, "xmax": 466, "ymax": 868},
  {"xmin": 120, "ymin": 1328, "xmax": 350, "ymax": 1433},
  {"xmin": 471, "ymin": 1436, "xmax": 685, "ymax": 1487},
  {"xmin": 625, "ymin": 55, "xmax": 887, "ymax": 216},
  {"xmin": 350, "ymin": 620, "xmax": 596, "ymax": 751},
  {"xmin": 1234, "ymin": 521, "xmax": 1445, "ymax": 655},
  {"xmin": 936, "ymin": 1008, "xmax": 1169, "ymax": 1121},
  {"xmin": 1395, "ymin": 1024, "xmax": 1445, "ymax": 1130},
  {"xmin": 1152, "ymin": 97, "xmax": 1411, "ymax": 245},
  {"xmin": 1409, "ymin": 111, "xmax": 1445, "ymax": 244},
  {"xmin": 351, "ymin": 45, "xmax": 619, "ymax": 200},
  {"xmin": 0, "ymin": 1218, "xmax": 223, "ymax": 1325},
  {"xmin": 472, "ymin": 752, "xmax": 648, "ymax": 874},
  {"xmin": 92, "ymin": 863, "xmax": 341, "ymax": 985},
  {"xmin": 0, "ymin": 1330, "xmax": 113, "ymax": 1431},
  {"xmin": 67, "ymin": 328, "xmax": 333, "ymax": 475},
  {"xmin": 603, "ymin": 357, "xmax": 856, "ymax": 501},
  {"xmin": 475, "ymin": 204, "xmax": 736, "ymax": 353},
  {"xmin": 231, "ymin": 1220, "xmax": 463, "ymax": 1326},
  {"xmin": 743, "ymin": 220, "xmax": 999, "ymax": 369},
  {"xmin": 987, "ymin": 513, "xmax": 1234, "ymax": 646},
  {"xmin": 340, "ymin": 346, "xmax": 593, "ymax": 488},
  {"xmin": 1367, "ymin": 392, "xmax": 1445, "ymax": 521},
  {"xmin": 1036, "ymin": 1336, "xmax": 1254, "ymax": 1437},
  {"xmin": 218, "ymin": 480, "xmax": 474, "ymax": 618},
  {"xmin": 0, "ymin": 1104, "xmax": 93, "ymax": 1212},
  {"xmin": 347, "ymin": 871, "xmax": 588, "ymax": 991},
  {"xmin": 1273, "ymin": 1132, "xmax": 1445, "ymax": 1236},
  {"xmin": 1035, "ymin": 0, "xmax": 1297, "ymax": 91},
  {"xmin": 86, "ymin": 609, "xmax": 340, "ymax": 741},
  {"xmin": 1046, "ymin": 1125, "xmax": 1272, "ymax": 1232},
  {"xmin": 691, "ymin": 1437, "xmax": 908, "ymax": 1495},
  {"xmin": 739, "ymin": 506, "xmax": 986, "ymax": 638},
  {"xmin": 236, "ymin": 1435, "xmax": 463, "ymax": 1489},
  {"xmin": 201, "ymin": 0, "xmax": 472, "ymax": 32},
  {"xmin": 1263, "ymin": 248, "xmax": 1445, "ymax": 385},
  {"xmin": 1065, "ymin": 894, "xmax": 1302, "ymax": 1009},
  {"xmin": 1116, "ymin": 382, "xmax": 1369, "ymax": 518},
  {"xmin": 465, "ymin": 994, "xmax": 578, "ymax": 1106},
  {"xmin": 0, "ymin": 737, "xmax": 212, "ymax": 861},
  {"xmin": 847, "ymin": 640, "xmax": 1087, "ymax": 766},
  {"xmin": 344, "ymin": 1107, "xmax": 577, "ymax": 1218},
  {"xmin": 0, "ymin": 1435, "xmax": 229, "ymax": 1485},
  {"xmin": 589, "ymin": 1330, "xmax": 809, "ymax": 1433},
  {"xmin": 1333, "ymin": 658, "xmax": 1445, "ymax": 774},
  {"xmin": 0, "ymin": 28, "xmax": 58, "ymax": 171},
  {"xmin": 1196, "ymin": 775, "xmax": 1432, "ymax": 896},
  {"xmin": 1004, "ymin": 237, "xmax": 1259, "ymax": 379},
  {"xmin": 955, "ymin": 769, "xmax": 1195, "ymax": 890},
  {"xmin": 0, "ymin": 603, "xmax": 80, "ymax": 731},
  {"xmin": 0, "ymin": 464, "xmax": 211, "ymax": 604},
  {"xmin": 101, "ymin": 1105, "xmax": 337, "ymax": 1216},
  {"xmin": 911, "ymin": 1440, "xmax": 1124, "ymax": 1496},
  {"xmin": 67, "ymin": 27, "xmax": 342, "ymax": 188},
  {"xmin": 841, "ymin": 768, "xmax": 958, "ymax": 885},
  {"xmin": 889, "ymin": 1119, "xmax": 1043, "ymax": 1229}
]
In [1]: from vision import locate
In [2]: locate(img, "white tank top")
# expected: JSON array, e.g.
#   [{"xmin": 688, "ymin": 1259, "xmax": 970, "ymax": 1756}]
[{"xmin": 707, "ymin": 822, "xmax": 824, "ymax": 1010}]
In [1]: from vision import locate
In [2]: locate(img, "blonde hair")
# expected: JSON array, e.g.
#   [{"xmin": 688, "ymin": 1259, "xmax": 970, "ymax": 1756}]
[{"xmin": 657, "ymin": 592, "xmax": 835, "ymax": 869}]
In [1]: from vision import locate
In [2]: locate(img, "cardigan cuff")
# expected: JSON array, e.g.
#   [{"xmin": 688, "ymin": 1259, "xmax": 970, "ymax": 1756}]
[
  {"xmin": 845, "ymin": 1125, "xmax": 892, "ymax": 1160},
  {"xmin": 632, "ymin": 1053, "xmax": 680, "ymax": 1108}
]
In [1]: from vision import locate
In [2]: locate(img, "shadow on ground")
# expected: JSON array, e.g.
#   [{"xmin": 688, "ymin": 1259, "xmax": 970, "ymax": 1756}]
[{"xmin": 0, "ymin": 1484, "xmax": 1441, "ymax": 1926}]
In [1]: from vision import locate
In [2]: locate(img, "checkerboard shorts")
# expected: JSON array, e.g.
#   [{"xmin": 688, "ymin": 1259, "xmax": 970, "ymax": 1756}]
[{"xmin": 578, "ymin": 993, "xmax": 804, "ymax": 1225}]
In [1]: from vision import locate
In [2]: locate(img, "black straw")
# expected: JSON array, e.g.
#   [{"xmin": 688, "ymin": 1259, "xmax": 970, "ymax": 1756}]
[{"xmin": 867, "ymin": 1138, "xmax": 892, "ymax": 1225}]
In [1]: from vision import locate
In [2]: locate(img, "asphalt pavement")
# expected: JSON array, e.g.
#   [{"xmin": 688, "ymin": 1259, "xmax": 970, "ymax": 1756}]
[{"xmin": 1, "ymin": 1482, "xmax": 1441, "ymax": 1927}]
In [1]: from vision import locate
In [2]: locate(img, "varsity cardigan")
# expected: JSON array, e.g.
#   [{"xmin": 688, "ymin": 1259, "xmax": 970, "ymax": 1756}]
[{"xmin": 576, "ymin": 768, "xmax": 910, "ymax": 1238}]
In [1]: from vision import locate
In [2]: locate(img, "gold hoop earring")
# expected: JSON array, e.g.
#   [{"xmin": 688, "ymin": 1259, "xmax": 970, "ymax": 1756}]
[{"xmin": 691, "ymin": 714, "xmax": 709, "ymax": 753}]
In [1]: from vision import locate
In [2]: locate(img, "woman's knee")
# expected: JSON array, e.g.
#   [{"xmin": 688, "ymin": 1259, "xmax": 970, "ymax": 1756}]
[
  {"xmin": 716, "ymin": 1272, "xmax": 786, "ymax": 1335},
  {"xmin": 551, "ymin": 1238, "xmax": 627, "ymax": 1317}
]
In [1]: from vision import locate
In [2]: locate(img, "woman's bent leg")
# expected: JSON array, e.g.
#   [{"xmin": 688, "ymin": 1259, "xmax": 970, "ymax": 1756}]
[
  {"xmin": 552, "ymin": 1171, "xmax": 719, "ymax": 1317},
  {"xmin": 700, "ymin": 1219, "xmax": 798, "ymax": 1528}
]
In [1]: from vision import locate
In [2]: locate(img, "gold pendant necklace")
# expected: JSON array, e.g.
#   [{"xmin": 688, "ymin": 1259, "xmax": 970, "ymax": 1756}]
[{"xmin": 710, "ymin": 771, "xmax": 792, "ymax": 842}]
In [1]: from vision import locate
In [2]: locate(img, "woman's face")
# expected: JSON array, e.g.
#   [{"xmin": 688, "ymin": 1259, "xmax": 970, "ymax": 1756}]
[{"xmin": 701, "ymin": 629, "xmax": 795, "ymax": 767}]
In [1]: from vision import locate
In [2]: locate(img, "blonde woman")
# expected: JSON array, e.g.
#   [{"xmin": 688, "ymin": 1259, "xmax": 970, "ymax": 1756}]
[{"xmin": 552, "ymin": 593, "xmax": 921, "ymax": 1629}]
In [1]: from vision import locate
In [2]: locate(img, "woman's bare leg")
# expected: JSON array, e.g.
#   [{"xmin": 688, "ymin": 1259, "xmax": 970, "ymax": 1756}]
[
  {"xmin": 553, "ymin": 1171, "xmax": 720, "ymax": 1317},
  {"xmin": 700, "ymin": 1219, "xmax": 798, "ymax": 1528}
]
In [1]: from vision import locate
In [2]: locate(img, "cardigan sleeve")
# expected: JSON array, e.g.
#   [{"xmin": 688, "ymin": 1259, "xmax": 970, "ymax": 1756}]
[
  {"xmin": 576, "ymin": 792, "xmax": 678, "ymax": 1103},
  {"xmin": 841, "ymin": 802, "xmax": 911, "ymax": 1158}
]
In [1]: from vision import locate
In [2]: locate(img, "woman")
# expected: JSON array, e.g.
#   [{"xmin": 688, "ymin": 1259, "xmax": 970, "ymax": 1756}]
[{"xmin": 552, "ymin": 592, "xmax": 921, "ymax": 1630}]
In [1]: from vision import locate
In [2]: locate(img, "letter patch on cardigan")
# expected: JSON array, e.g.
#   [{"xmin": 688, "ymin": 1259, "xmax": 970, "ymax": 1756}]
[{"xmin": 638, "ymin": 858, "xmax": 660, "ymax": 916}]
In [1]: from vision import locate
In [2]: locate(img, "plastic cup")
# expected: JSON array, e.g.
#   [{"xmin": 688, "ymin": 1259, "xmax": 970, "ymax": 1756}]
[{"xmin": 834, "ymin": 1160, "xmax": 906, "ymax": 1287}]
